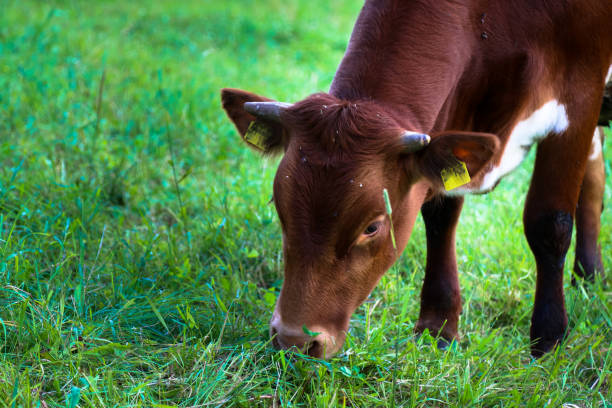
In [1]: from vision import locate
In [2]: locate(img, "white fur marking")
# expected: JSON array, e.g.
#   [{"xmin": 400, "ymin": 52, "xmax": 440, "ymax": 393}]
[
  {"xmin": 606, "ymin": 64, "xmax": 612, "ymax": 83},
  {"xmin": 478, "ymin": 100, "xmax": 570, "ymax": 191},
  {"xmin": 589, "ymin": 128, "xmax": 602, "ymax": 161}
]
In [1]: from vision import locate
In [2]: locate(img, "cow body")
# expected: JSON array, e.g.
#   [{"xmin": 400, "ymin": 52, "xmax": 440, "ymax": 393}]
[
  {"xmin": 332, "ymin": 1, "xmax": 609, "ymax": 192},
  {"xmin": 221, "ymin": 0, "xmax": 611, "ymax": 358}
]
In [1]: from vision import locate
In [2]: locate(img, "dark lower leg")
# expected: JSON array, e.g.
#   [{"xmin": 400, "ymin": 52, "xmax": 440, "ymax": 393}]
[
  {"xmin": 416, "ymin": 195, "xmax": 464, "ymax": 341},
  {"xmin": 524, "ymin": 211, "xmax": 572, "ymax": 357}
]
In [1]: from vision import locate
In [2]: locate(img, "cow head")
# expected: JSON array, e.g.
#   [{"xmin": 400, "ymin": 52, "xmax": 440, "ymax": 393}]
[{"xmin": 221, "ymin": 88, "xmax": 498, "ymax": 358}]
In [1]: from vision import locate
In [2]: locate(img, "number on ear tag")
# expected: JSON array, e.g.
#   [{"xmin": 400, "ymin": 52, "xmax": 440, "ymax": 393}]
[
  {"xmin": 244, "ymin": 120, "xmax": 272, "ymax": 151},
  {"xmin": 441, "ymin": 160, "xmax": 471, "ymax": 191}
]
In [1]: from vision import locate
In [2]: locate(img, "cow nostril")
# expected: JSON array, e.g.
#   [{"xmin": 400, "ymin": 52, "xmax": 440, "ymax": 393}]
[{"xmin": 306, "ymin": 339, "xmax": 323, "ymax": 358}]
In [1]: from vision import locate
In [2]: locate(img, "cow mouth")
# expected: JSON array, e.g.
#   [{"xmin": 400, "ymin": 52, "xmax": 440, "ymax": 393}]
[{"xmin": 270, "ymin": 326, "xmax": 325, "ymax": 357}]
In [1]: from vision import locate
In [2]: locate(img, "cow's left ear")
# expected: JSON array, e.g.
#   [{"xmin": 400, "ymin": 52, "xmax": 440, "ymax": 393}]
[
  {"xmin": 416, "ymin": 131, "xmax": 500, "ymax": 187},
  {"xmin": 221, "ymin": 88, "xmax": 289, "ymax": 155}
]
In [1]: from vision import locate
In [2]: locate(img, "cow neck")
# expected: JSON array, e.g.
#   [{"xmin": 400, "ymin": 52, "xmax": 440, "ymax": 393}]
[{"xmin": 329, "ymin": 0, "xmax": 473, "ymax": 134}]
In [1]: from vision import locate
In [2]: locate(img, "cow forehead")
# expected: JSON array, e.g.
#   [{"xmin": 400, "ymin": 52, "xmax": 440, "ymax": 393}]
[
  {"xmin": 274, "ymin": 149, "xmax": 384, "ymax": 213},
  {"xmin": 273, "ymin": 151, "xmax": 386, "ymax": 251}
]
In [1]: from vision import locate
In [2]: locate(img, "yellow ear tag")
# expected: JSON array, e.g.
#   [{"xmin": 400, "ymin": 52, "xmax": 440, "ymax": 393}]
[
  {"xmin": 244, "ymin": 120, "xmax": 271, "ymax": 151},
  {"xmin": 441, "ymin": 160, "xmax": 471, "ymax": 191}
]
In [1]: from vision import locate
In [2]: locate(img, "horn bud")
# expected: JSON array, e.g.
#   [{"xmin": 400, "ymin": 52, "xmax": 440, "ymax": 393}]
[
  {"xmin": 244, "ymin": 102, "xmax": 292, "ymax": 123},
  {"xmin": 401, "ymin": 131, "xmax": 430, "ymax": 153}
]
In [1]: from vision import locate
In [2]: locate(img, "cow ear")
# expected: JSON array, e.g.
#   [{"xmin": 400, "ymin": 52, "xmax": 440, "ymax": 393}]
[
  {"xmin": 220, "ymin": 88, "xmax": 287, "ymax": 155},
  {"xmin": 417, "ymin": 131, "xmax": 499, "ymax": 189}
]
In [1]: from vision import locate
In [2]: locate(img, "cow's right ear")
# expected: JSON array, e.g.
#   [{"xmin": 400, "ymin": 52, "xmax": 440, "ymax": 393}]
[{"xmin": 220, "ymin": 88, "xmax": 288, "ymax": 155}]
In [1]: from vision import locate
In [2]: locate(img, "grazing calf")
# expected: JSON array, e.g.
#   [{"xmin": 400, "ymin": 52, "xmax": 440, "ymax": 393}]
[{"xmin": 221, "ymin": 0, "xmax": 611, "ymax": 358}]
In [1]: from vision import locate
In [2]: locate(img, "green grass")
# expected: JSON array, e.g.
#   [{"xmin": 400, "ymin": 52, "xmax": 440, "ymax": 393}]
[{"xmin": 0, "ymin": 0, "xmax": 610, "ymax": 406}]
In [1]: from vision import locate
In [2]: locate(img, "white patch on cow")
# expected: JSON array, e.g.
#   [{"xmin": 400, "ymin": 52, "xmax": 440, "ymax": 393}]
[
  {"xmin": 475, "ymin": 100, "xmax": 569, "ymax": 192},
  {"xmin": 606, "ymin": 64, "xmax": 612, "ymax": 83},
  {"xmin": 589, "ymin": 128, "xmax": 602, "ymax": 161}
]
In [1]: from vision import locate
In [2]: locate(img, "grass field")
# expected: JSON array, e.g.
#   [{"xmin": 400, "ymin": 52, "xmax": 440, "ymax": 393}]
[{"xmin": 1, "ymin": 0, "xmax": 611, "ymax": 406}]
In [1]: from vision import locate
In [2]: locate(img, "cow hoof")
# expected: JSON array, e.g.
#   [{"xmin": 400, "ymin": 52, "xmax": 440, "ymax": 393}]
[
  {"xmin": 414, "ymin": 330, "xmax": 458, "ymax": 351},
  {"xmin": 571, "ymin": 272, "xmax": 602, "ymax": 287},
  {"xmin": 436, "ymin": 338, "xmax": 457, "ymax": 351},
  {"xmin": 530, "ymin": 338, "xmax": 560, "ymax": 358}
]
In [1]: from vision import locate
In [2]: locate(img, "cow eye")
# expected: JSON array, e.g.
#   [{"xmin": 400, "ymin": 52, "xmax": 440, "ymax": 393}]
[{"xmin": 364, "ymin": 222, "xmax": 380, "ymax": 236}]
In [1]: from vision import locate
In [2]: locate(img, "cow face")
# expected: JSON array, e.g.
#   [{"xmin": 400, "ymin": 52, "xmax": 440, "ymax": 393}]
[{"xmin": 221, "ymin": 88, "xmax": 498, "ymax": 358}]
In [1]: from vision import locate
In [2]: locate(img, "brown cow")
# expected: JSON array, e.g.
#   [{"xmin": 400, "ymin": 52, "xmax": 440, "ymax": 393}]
[{"xmin": 221, "ymin": 0, "xmax": 612, "ymax": 358}]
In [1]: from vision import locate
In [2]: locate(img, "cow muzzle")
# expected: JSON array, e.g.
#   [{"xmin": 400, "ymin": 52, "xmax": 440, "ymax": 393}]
[{"xmin": 269, "ymin": 311, "xmax": 343, "ymax": 359}]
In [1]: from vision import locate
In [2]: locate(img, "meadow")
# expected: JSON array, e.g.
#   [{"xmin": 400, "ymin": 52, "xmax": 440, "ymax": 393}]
[{"xmin": 0, "ymin": 0, "xmax": 610, "ymax": 406}]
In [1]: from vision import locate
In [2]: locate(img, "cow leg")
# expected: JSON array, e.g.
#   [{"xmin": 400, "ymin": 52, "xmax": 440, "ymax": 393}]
[
  {"xmin": 415, "ymin": 195, "xmax": 464, "ymax": 344},
  {"xmin": 573, "ymin": 127, "xmax": 605, "ymax": 284},
  {"xmin": 523, "ymin": 125, "xmax": 594, "ymax": 357}
]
